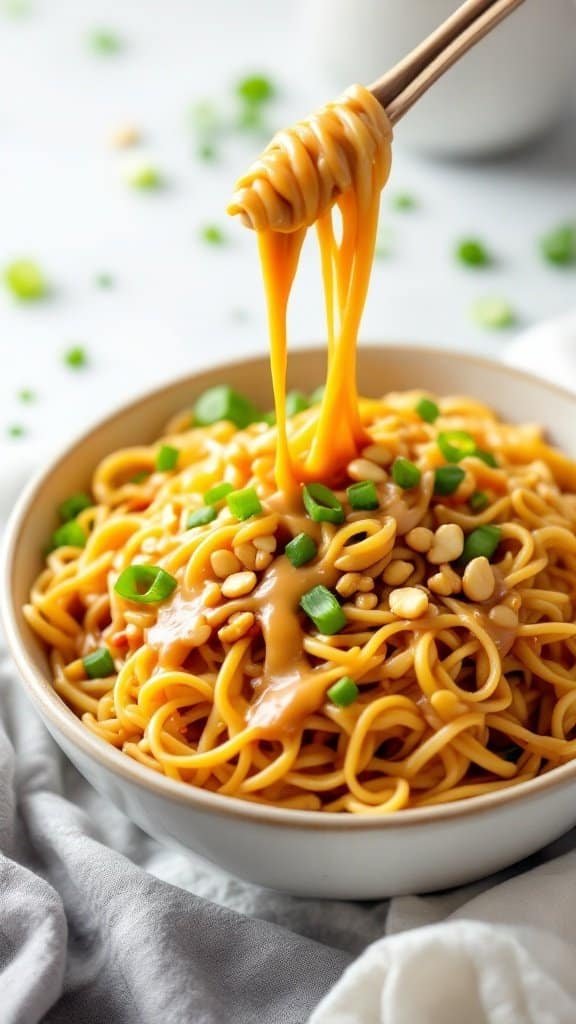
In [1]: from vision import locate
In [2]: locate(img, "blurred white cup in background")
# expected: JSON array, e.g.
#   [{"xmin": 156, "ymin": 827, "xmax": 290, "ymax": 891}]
[{"xmin": 305, "ymin": 0, "xmax": 576, "ymax": 156}]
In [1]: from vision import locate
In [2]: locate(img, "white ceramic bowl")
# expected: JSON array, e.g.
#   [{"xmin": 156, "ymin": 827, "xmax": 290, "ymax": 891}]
[{"xmin": 4, "ymin": 346, "xmax": 576, "ymax": 900}]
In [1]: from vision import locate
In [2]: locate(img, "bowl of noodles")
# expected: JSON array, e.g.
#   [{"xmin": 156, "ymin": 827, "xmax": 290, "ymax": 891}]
[{"xmin": 5, "ymin": 344, "xmax": 576, "ymax": 899}]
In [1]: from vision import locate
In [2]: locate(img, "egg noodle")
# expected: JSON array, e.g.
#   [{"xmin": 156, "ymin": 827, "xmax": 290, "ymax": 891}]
[{"xmin": 25, "ymin": 85, "xmax": 576, "ymax": 813}]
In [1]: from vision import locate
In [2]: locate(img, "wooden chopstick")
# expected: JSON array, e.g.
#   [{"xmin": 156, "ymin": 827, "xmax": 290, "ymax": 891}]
[{"xmin": 369, "ymin": 0, "xmax": 526, "ymax": 125}]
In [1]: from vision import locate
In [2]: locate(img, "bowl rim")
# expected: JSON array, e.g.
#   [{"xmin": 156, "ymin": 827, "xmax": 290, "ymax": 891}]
[{"xmin": 4, "ymin": 342, "xmax": 576, "ymax": 832}]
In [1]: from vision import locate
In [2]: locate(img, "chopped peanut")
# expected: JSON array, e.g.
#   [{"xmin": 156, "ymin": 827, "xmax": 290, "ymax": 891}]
[
  {"xmin": 234, "ymin": 542, "xmax": 257, "ymax": 570},
  {"xmin": 110, "ymin": 124, "xmax": 140, "ymax": 149},
  {"xmin": 428, "ymin": 564, "xmax": 462, "ymax": 597},
  {"xmin": 355, "ymin": 593, "xmax": 378, "ymax": 610},
  {"xmin": 361, "ymin": 443, "xmax": 392, "ymax": 467},
  {"xmin": 336, "ymin": 572, "xmax": 363, "ymax": 598},
  {"xmin": 389, "ymin": 587, "xmax": 429, "ymax": 619},
  {"xmin": 347, "ymin": 458, "xmax": 387, "ymax": 483},
  {"xmin": 489, "ymin": 604, "xmax": 518, "ymax": 629},
  {"xmin": 218, "ymin": 611, "xmax": 255, "ymax": 643},
  {"xmin": 462, "ymin": 557, "xmax": 495, "ymax": 602},
  {"xmin": 203, "ymin": 582, "xmax": 222, "ymax": 608},
  {"xmin": 211, "ymin": 549, "xmax": 242, "ymax": 579},
  {"xmin": 406, "ymin": 527, "xmax": 433, "ymax": 553},
  {"xmin": 383, "ymin": 560, "xmax": 413, "ymax": 586},
  {"xmin": 253, "ymin": 534, "xmax": 277, "ymax": 553},
  {"xmin": 428, "ymin": 524, "xmax": 464, "ymax": 565},
  {"xmin": 255, "ymin": 549, "xmax": 274, "ymax": 571},
  {"xmin": 221, "ymin": 571, "xmax": 257, "ymax": 599}
]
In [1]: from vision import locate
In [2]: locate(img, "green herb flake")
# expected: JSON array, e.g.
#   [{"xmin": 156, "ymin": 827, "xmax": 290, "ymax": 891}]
[
  {"xmin": 236, "ymin": 75, "xmax": 275, "ymax": 106},
  {"xmin": 3, "ymin": 259, "xmax": 47, "ymax": 301},
  {"xmin": 539, "ymin": 224, "xmax": 576, "ymax": 267},
  {"xmin": 456, "ymin": 238, "xmax": 492, "ymax": 268},
  {"xmin": 7, "ymin": 423, "xmax": 25, "ymax": 438},
  {"xmin": 89, "ymin": 29, "xmax": 122, "ymax": 55},
  {"xmin": 17, "ymin": 388, "xmax": 35, "ymax": 403},
  {"xmin": 63, "ymin": 346, "xmax": 88, "ymax": 370},
  {"xmin": 125, "ymin": 162, "xmax": 162, "ymax": 190},
  {"xmin": 471, "ymin": 297, "xmax": 516, "ymax": 330},
  {"xmin": 95, "ymin": 271, "xmax": 115, "ymax": 289},
  {"xmin": 391, "ymin": 192, "xmax": 417, "ymax": 211},
  {"xmin": 200, "ymin": 224, "xmax": 225, "ymax": 245}
]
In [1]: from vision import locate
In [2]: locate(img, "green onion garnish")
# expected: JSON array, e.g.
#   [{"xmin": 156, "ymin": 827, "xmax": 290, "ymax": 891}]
[
  {"xmin": 327, "ymin": 676, "xmax": 359, "ymax": 708},
  {"xmin": 89, "ymin": 29, "xmax": 122, "ymax": 54},
  {"xmin": 475, "ymin": 449, "xmax": 498, "ymax": 468},
  {"xmin": 200, "ymin": 224, "xmax": 225, "ymax": 245},
  {"xmin": 460, "ymin": 525, "xmax": 501, "ymax": 564},
  {"xmin": 303, "ymin": 483, "xmax": 345, "ymax": 524},
  {"xmin": 470, "ymin": 491, "xmax": 490, "ymax": 513},
  {"xmin": 539, "ymin": 224, "xmax": 576, "ymax": 267},
  {"xmin": 64, "ymin": 346, "xmax": 88, "ymax": 369},
  {"xmin": 236, "ymin": 75, "xmax": 275, "ymax": 106},
  {"xmin": 285, "ymin": 532, "xmax": 317, "ymax": 567},
  {"xmin": 415, "ymin": 397, "xmax": 439, "ymax": 424},
  {"xmin": 187, "ymin": 506, "xmax": 217, "ymax": 529},
  {"xmin": 472, "ymin": 296, "xmax": 516, "ymax": 330},
  {"xmin": 309, "ymin": 385, "xmax": 325, "ymax": 404},
  {"xmin": 131, "ymin": 471, "xmax": 150, "ymax": 484},
  {"xmin": 83, "ymin": 647, "xmax": 115, "ymax": 679},
  {"xmin": 51, "ymin": 521, "xmax": 87, "ymax": 549},
  {"xmin": 392, "ymin": 457, "xmax": 421, "ymax": 490},
  {"xmin": 285, "ymin": 390, "xmax": 309, "ymax": 416},
  {"xmin": 204, "ymin": 481, "xmax": 234, "ymax": 506},
  {"xmin": 194, "ymin": 386, "xmax": 259, "ymax": 429},
  {"xmin": 300, "ymin": 585, "xmax": 346, "ymax": 635},
  {"xmin": 455, "ymin": 238, "xmax": 491, "ymax": 267},
  {"xmin": 59, "ymin": 492, "xmax": 92, "ymax": 522},
  {"xmin": 437, "ymin": 430, "xmax": 477, "ymax": 463},
  {"xmin": 17, "ymin": 388, "xmax": 35, "ymax": 403},
  {"xmin": 434, "ymin": 466, "xmax": 465, "ymax": 496},
  {"xmin": 197, "ymin": 143, "xmax": 217, "ymax": 162},
  {"xmin": 155, "ymin": 444, "xmax": 179, "ymax": 472},
  {"xmin": 226, "ymin": 487, "xmax": 262, "ymax": 521},
  {"xmin": 114, "ymin": 565, "xmax": 177, "ymax": 604},
  {"xmin": 125, "ymin": 162, "xmax": 161, "ymax": 190},
  {"xmin": 347, "ymin": 480, "xmax": 379, "ymax": 510},
  {"xmin": 391, "ymin": 192, "xmax": 417, "ymax": 211},
  {"xmin": 4, "ymin": 259, "xmax": 47, "ymax": 301}
]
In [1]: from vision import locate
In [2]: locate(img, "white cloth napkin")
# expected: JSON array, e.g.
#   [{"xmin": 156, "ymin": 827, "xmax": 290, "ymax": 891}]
[{"xmin": 3, "ymin": 311, "xmax": 576, "ymax": 1024}]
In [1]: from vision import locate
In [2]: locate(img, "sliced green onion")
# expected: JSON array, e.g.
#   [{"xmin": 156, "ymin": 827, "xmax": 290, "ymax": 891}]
[
  {"xmin": 51, "ymin": 520, "xmax": 87, "ymax": 549},
  {"xmin": 469, "ymin": 491, "xmax": 489, "ymax": 513},
  {"xmin": 309, "ymin": 385, "xmax": 325, "ymax": 404},
  {"xmin": 83, "ymin": 647, "xmax": 115, "ymax": 679},
  {"xmin": 17, "ymin": 388, "xmax": 35, "ymax": 403},
  {"xmin": 59, "ymin": 492, "xmax": 92, "ymax": 523},
  {"xmin": 539, "ymin": 224, "xmax": 576, "ymax": 267},
  {"xmin": 285, "ymin": 532, "xmax": 317, "ymax": 567},
  {"xmin": 227, "ymin": 487, "xmax": 262, "ymax": 521},
  {"xmin": 434, "ymin": 466, "xmax": 465, "ymax": 496},
  {"xmin": 415, "ymin": 397, "xmax": 439, "ymax": 424},
  {"xmin": 193, "ymin": 385, "xmax": 259, "ymax": 429},
  {"xmin": 391, "ymin": 192, "xmax": 417, "ymax": 211},
  {"xmin": 474, "ymin": 449, "xmax": 498, "ymax": 468},
  {"xmin": 303, "ymin": 483, "xmax": 345, "ymax": 524},
  {"xmin": 300, "ymin": 585, "xmax": 346, "ymax": 635},
  {"xmin": 236, "ymin": 105, "xmax": 264, "ymax": 132},
  {"xmin": 197, "ymin": 142, "xmax": 217, "ymax": 161},
  {"xmin": 236, "ymin": 75, "xmax": 275, "ymax": 106},
  {"xmin": 131, "ymin": 471, "xmax": 150, "ymax": 484},
  {"xmin": 472, "ymin": 296, "xmax": 516, "ymax": 330},
  {"xmin": 125, "ymin": 162, "xmax": 161, "ymax": 190},
  {"xmin": 347, "ymin": 480, "xmax": 379, "ymax": 510},
  {"xmin": 461, "ymin": 525, "xmax": 501, "ymax": 565},
  {"xmin": 114, "ymin": 565, "xmax": 177, "ymax": 604},
  {"xmin": 327, "ymin": 676, "xmax": 359, "ymax": 708},
  {"xmin": 155, "ymin": 444, "xmax": 179, "ymax": 472},
  {"xmin": 285, "ymin": 390, "xmax": 309, "ymax": 416},
  {"xmin": 89, "ymin": 29, "xmax": 122, "ymax": 54},
  {"xmin": 437, "ymin": 430, "xmax": 477, "ymax": 463},
  {"xmin": 392, "ymin": 457, "xmax": 421, "ymax": 490},
  {"xmin": 64, "ymin": 345, "xmax": 88, "ymax": 369},
  {"xmin": 187, "ymin": 506, "xmax": 217, "ymax": 529},
  {"xmin": 455, "ymin": 238, "xmax": 491, "ymax": 267},
  {"xmin": 200, "ymin": 224, "xmax": 225, "ymax": 245},
  {"xmin": 4, "ymin": 259, "xmax": 47, "ymax": 301},
  {"xmin": 204, "ymin": 481, "xmax": 234, "ymax": 506}
]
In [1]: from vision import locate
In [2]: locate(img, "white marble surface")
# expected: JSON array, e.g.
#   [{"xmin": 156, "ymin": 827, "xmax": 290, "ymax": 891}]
[{"xmin": 0, "ymin": 0, "xmax": 575, "ymax": 458}]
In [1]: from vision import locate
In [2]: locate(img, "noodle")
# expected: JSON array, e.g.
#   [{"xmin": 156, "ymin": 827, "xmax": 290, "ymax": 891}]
[{"xmin": 24, "ymin": 84, "xmax": 576, "ymax": 814}]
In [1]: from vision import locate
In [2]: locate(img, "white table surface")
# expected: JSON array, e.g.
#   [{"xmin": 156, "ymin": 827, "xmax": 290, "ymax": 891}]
[{"xmin": 0, "ymin": 0, "xmax": 575, "ymax": 459}]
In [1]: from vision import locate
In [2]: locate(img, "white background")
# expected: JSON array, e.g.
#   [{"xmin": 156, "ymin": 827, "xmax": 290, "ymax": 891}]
[{"xmin": 0, "ymin": 0, "xmax": 575, "ymax": 458}]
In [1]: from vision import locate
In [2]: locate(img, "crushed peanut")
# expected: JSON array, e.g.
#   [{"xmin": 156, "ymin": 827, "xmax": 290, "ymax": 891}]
[
  {"xmin": 211, "ymin": 549, "xmax": 242, "ymax": 579},
  {"xmin": 253, "ymin": 534, "xmax": 277, "ymax": 553},
  {"xmin": 428, "ymin": 563, "xmax": 462, "ymax": 597},
  {"xmin": 361, "ymin": 443, "xmax": 392, "ymax": 467},
  {"xmin": 406, "ymin": 527, "xmax": 433, "ymax": 553},
  {"xmin": 234, "ymin": 542, "xmax": 257, "ymax": 570},
  {"xmin": 347, "ymin": 458, "xmax": 387, "ymax": 483},
  {"xmin": 255, "ymin": 549, "xmax": 274, "ymax": 571},
  {"xmin": 336, "ymin": 572, "xmax": 363, "ymax": 598},
  {"xmin": 355, "ymin": 593, "xmax": 378, "ymax": 610},
  {"xmin": 389, "ymin": 587, "xmax": 429, "ymax": 619},
  {"xmin": 489, "ymin": 604, "xmax": 519, "ymax": 630},
  {"xmin": 428, "ymin": 524, "xmax": 464, "ymax": 564},
  {"xmin": 221, "ymin": 571, "xmax": 258, "ymax": 599},
  {"xmin": 462, "ymin": 557, "xmax": 495, "ymax": 602},
  {"xmin": 218, "ymin": 611, "xmax": 255, "ymax": 643}
]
